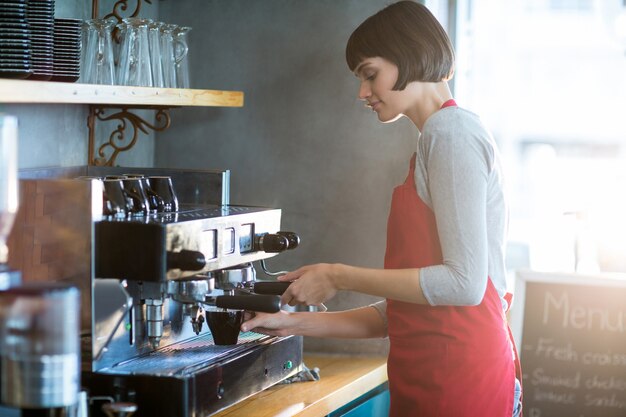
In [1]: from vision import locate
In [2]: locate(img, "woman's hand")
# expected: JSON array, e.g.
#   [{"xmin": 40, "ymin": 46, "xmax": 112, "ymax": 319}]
[
  {"xmin": 241, "ymin": 310, "xmax": 294, "ymax": 337},
  {"xmin": 277, "ymin": 263, "xmax": 340, "ymax": 307},
  {"xmin": 242, "ymin": 306, "xmax": 388, "ymax": 339}
]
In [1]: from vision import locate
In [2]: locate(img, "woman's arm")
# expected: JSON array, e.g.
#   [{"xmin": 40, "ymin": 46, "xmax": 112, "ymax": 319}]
[
  {"xmin": 278, "ymin": 114, "xmax": 498, "ymax": 308},
  {"xmin": 278, "ymin": 263, "xmax": 429, "ymax": 307},
  {"xmin": 241, "ymin": 304, "xmax": 387, "ymax": 339},
  {"xmin": 417, "ymin": 114, "xmax": 494, "ymax": 306}
]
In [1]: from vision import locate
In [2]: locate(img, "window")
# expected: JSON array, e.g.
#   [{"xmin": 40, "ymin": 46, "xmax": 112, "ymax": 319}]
[{"xmin": 454, "ymin": 0, "xmax": 626, "ymax": 273}]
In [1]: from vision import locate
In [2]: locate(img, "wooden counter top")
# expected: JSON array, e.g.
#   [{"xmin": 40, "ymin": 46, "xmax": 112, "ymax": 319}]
[{"xmin": 213, "ymin": 354, "xmax": 388, "ymax": 417}]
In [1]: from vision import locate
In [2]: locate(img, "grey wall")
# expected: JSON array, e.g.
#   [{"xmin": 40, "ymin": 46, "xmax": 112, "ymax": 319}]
[{"xmin": 157, "ymin": 0, "xmax": 420, "ymax": 355}]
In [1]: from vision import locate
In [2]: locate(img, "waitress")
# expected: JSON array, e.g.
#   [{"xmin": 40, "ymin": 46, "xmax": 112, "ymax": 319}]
[{"xmin": 241, "ymin": 1, "xmax": 522, "ymax": 416}]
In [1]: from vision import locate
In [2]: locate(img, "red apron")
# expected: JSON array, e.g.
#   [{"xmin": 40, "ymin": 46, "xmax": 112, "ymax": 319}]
[{"xmin": 384, "ymin": 152, "xmax": 518, "ymax": 416}]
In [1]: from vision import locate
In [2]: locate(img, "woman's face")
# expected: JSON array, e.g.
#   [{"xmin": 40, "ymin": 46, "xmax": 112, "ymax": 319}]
[{"xmin": 354, "ymin": 57, "xmax": 412, "ymax": 123}]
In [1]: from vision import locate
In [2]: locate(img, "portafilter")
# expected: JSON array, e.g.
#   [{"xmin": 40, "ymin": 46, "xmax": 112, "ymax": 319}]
[{"xmin": 166, "ymin": 263, "xmax": 292, "ymax": 345}]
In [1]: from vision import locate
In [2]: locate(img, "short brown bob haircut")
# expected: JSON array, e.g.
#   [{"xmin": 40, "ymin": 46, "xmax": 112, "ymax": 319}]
[{"xmin": 346, "ymin": 1, "xmax": 455, "ymax": 90}]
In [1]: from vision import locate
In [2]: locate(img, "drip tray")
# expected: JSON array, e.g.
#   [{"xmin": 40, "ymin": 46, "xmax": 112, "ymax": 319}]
[
  {"xmin": 85, "ymin": 335, "xmax": 303, "ymax": 417},
  {"xmin": 98, "ymin": 332, "xmax": 270, "ymax": 377}
]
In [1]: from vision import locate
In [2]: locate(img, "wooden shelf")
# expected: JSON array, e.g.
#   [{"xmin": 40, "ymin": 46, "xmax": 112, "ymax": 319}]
[{"xmin": 0, "ymin": 79, "xmax": 244, "ymax": 107}]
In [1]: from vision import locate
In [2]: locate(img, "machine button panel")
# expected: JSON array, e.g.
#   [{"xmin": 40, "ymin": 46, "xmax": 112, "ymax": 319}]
[
  {"xmin": 200, "ymin": 229, "xmax": 217, "ymax": 260},
  {"xmin": 239, "ymin": 223, "xmax": 254, "ymax": 253},
  {"xmin": 222, "ymin": 227, "xmax": 235, "ymax": 255}
]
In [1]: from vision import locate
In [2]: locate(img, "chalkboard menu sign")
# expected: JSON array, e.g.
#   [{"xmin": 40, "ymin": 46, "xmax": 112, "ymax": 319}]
[{"xmin": 510, "ymin": 271, "xmax": 626, "ymax": 417}]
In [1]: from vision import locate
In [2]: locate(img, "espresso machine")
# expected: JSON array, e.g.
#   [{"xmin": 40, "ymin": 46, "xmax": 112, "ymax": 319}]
[{"xmin": 6, "ymin": 166, "xmax": 304, "ymax": 417}]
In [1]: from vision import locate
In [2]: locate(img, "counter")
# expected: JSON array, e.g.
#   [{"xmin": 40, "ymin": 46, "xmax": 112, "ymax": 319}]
[{"xmin": 213, "ymin": 354, "xmax": 388, "ymax": 417}]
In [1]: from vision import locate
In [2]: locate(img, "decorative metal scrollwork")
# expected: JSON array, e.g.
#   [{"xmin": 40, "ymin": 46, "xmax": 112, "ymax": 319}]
[
  {"xmin": 105, "ymin": 0, "xmax": 152, "ymax": 22},
  {"xmin": 88, "ymin": 106, "xmax": 171, "ymax": 166},
  {"xmin": 87, "ymin": 0, "xmax": 170, "ymax": 167},
  {"xmin": 92, "ymin": 0, "xmax": 152, "ymax": 21},
  {"xmin": 92, "ymin": 0, "xmax": 153, "ymax": 41}
]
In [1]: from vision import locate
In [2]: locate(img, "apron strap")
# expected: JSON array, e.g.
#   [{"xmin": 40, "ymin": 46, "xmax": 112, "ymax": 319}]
[
  {"xmin": 505, "ymin": 292, "xmax": 524, "ymax": 413},
  {"xmin": 405, "ymin": 152, "xmax": 417, "ymax": 186}
]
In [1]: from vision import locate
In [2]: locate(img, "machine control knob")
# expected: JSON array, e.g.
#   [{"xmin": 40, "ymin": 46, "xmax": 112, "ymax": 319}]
[
  {"xmin": 255, "ymin": 233, "xmax": 289, "ymax": 253},
  {"xmin": 167, "ymin": 250, "xmax": 206, "ymax": 271},
  {"xmin": 277, "ymin": 231, "xmax": 300, "ymax": 250}
]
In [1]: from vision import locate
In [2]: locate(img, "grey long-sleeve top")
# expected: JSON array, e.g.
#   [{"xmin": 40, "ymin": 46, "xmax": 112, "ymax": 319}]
[{"xmin": 371, "ymin": 106, "xmax": 509, "ymax": 330}]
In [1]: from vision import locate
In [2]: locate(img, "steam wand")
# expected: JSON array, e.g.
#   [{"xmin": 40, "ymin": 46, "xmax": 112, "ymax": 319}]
[{"xmin": 259, "ymin": 259, "xmax": 288, "ymax": 277}]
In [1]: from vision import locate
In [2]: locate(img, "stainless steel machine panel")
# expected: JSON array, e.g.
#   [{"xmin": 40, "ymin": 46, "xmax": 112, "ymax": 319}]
[{"xmin": 95, "ymin": 205, "xmax": 284, "ymax": 281}]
